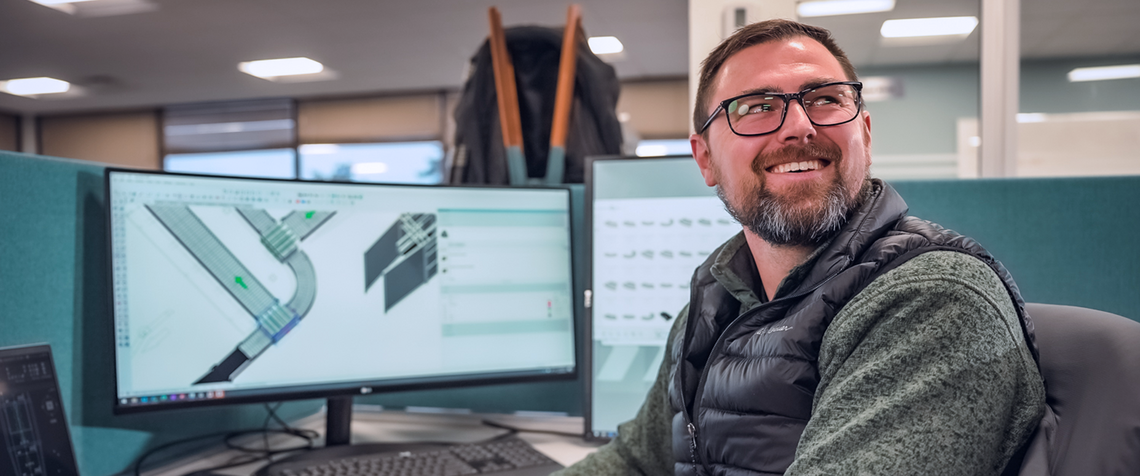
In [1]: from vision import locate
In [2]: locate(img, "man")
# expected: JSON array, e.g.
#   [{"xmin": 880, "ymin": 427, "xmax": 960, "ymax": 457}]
[{"xmin": 555, "ymin": 19, "xmax": 1045, "ymax": 475}]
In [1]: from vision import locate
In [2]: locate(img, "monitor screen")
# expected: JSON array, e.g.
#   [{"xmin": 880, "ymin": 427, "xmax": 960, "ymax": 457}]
[
  {"xmin": 586, "ymin": 156, "xmax": 738, "ymax": 439},
  {"xmin": 107, "ymin": 170, "xmax": 576, "ymax": 413}
]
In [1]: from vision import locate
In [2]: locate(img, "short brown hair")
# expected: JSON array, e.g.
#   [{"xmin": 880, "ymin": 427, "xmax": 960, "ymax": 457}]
[{"xmin": 693, "ymin": 19, "xmax": 858, "ymax": 132}]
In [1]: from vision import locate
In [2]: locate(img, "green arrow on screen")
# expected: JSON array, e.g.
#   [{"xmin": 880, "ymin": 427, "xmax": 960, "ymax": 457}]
[
  {"xmin": 305, "ymin": 211, "xmax": 315, "ymax": 219},
  {"xmin": 235, "ymin": 276, "xmax": 248, "ymax": 289}
]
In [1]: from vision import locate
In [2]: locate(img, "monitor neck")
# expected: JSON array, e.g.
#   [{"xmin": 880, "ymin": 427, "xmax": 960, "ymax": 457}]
[{"xmin": 326, "ymin": 396, "xmax": 353, "ymax": 446}]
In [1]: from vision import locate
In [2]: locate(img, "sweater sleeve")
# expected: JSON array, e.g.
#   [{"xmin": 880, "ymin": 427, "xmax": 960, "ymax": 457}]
[
  {"xmin": 786, "ymin": 251, "xmax": 1045, "ymax": 476},
  {"xmin": 551, "ymin": 306, "xmax": 687, "ymax": 476}
]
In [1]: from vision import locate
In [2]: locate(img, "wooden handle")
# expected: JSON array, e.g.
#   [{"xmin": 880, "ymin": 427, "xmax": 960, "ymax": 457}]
[
  {"xmin": 488, "ymin": 7, "xmax": 524, "ymax": 149},
  {"xmin": 549, "ymin": 4, "xmax": 582, "ymax": 149}
]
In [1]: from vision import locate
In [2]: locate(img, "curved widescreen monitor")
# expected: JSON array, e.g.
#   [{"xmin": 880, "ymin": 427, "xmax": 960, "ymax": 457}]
[
  {"xmin": 585, "ymin": 155, "xmax": 738, "ymax": 439},
  {"xmin": 107, "ymin": 170, "xmax": 576, "ymax": 414}
]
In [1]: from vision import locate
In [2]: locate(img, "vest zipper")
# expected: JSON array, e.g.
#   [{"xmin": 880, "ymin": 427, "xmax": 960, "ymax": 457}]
[
  {"xmin": 678, "ymin": 275, "xmax": 713, "ymax": 473},
  {"xmin": 686, "ymin": 422, "xmax": 699, "ymax": 468},
  {"xmin": 683, "ymin": 304, "xmax": 765, "ymax": 473}
]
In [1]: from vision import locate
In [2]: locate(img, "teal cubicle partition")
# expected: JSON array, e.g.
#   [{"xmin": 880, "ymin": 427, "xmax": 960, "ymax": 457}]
[
  {"xmin": 892, "ymin": 178, "xmax": 1140, "ymax": 322},
  {"xmin": 0, "ymin": 152, "xmax": 588, "ymax": 476}
]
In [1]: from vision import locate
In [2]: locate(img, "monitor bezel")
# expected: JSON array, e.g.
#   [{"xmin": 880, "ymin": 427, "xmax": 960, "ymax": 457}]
[
  {"xmin": 105, "ymin": 168, "xmax": 579, "ymax": 415},
  {"xmin": 581, "ymin": 154, "xmax": 695, "ymax": 441}
]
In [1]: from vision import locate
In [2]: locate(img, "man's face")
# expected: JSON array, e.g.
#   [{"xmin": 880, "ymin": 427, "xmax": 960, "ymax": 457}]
[{"xmin": 691, "ymin": 37, "xmax": 873, "ymax": 246}]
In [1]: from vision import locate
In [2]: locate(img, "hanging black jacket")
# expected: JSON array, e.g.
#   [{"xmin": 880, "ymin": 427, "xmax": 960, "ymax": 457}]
[{"xmin": 451, "ymin": 25, "xmax": 623, "ymax": 184}]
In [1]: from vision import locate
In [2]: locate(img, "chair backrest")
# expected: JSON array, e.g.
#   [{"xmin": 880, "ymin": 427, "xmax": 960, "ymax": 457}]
[{"xmin": 1019, "ymin": 303, "xmax": 1140, "ymax": 475}]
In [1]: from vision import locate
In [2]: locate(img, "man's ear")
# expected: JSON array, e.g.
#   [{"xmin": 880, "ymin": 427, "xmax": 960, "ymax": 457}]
[
  {"xmin": 861, "ymin": 110, "xmax": 872, "ymax": 165},
  {"xmin": 691, "ymin": 133, "xmax": 718, "ymax": 187}
]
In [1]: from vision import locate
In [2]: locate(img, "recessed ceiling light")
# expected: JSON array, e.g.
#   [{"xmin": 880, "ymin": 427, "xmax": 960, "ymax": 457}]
[
  {"xmin": 29, "ymin": 0, "xmax": 156, "ymax": 16},
  {"xmin": 239, "ymin": 57, "xmax": 324, "ymax": 79},
  {"xmin": 588, "ymin": 36, "xmax": 624, "ymax": 55},
  {"xmin": 1067, "ymin": 64, "xmax": 1140, "ymax": 82},
  {"xmin": 880, "ymin": 16, "xmax": 978, "ymax": 38},
  {"xmin": 0, "ymin": 77, "xmax": 71, "ymax": 96},
  {"xmin": 29, "ymin": 0, "xmax": 97, "ymax": 5},
  {"xmin": 797, "ymin": 0, "xmax": 894, "ymax": 17}
]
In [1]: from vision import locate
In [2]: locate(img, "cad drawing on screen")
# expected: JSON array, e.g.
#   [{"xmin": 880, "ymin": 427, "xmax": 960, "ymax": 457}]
[{"xmin": 146, "ymin": 205, "xmax": 336, "ymax": 384}]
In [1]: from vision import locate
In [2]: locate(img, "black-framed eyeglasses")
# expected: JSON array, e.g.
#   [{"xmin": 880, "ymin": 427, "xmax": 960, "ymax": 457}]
[{"xmin": 698, "ymin": 81, "xmax": 864, "ymax": 136}]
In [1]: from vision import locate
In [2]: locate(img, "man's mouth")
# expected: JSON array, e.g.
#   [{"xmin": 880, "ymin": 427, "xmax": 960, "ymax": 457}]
[{"xmin": 767, "ymin": 159, "xmax": 830, "ymax": 174}]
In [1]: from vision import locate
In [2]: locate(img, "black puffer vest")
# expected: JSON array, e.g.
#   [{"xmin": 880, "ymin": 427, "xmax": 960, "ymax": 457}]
[{"xmin": 668, "ymin": 180, "xmax": 1038, "ymax": 476}]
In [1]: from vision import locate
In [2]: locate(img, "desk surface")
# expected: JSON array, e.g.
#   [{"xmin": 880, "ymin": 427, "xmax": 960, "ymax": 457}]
[{"xmin": 141, "ymin": 408, "xmax": 604, "ymax": 476}]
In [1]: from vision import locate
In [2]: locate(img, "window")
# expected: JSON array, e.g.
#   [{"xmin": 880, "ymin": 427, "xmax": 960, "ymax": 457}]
[
  {"xmin": 299, "ymin": 141, "xmax": 444, "ymax": 184},
  {"xmin": 164, "ymin": 148, "xmax": 297, "ymax": 179},
  {"xmin": 635, "ymin": 139, "xmax": 692, "ymax": 157},
  {"xmin": 162, "ymin": 98, "xmax": 298, "ymax": 179},
  {"xmin": 1007, "ymin": 0, "xmax": 1140, "ymax": 177},
  {"xmin": 159, "ymin": 96, "xmax": 450, "ymax": 182}
]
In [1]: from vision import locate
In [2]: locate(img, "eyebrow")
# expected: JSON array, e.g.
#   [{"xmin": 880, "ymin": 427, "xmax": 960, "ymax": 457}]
[{"xmin": 731, "ymin": 77, "xmax": 842, "ymax": 98}]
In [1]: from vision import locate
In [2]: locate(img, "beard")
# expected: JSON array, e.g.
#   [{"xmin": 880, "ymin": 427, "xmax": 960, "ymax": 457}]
[{"xmin": 714, "ymin": 141, "xmax": 871, "ymax": 247}]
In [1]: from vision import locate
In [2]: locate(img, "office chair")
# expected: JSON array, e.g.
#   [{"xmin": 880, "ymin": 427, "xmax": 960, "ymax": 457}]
[{"xmin": 1016, "ymin": 303, "xmax": 1140, "ymax": 475}]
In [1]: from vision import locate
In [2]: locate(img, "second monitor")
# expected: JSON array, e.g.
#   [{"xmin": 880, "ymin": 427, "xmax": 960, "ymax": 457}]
[{"xmin": 586, "ymin": 155, "xmax": 738, "ymax": 439}]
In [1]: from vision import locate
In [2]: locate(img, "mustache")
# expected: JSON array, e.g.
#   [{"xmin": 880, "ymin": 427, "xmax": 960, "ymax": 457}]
[{"xmin": 751, "ymin": 142, "xmax": 843, "ymax": 175}]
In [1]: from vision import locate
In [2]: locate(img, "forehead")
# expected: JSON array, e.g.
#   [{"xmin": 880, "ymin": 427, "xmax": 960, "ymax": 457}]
[{"xmin": 712, "ymin": 37, "xmax": 847, "ymax": 100}]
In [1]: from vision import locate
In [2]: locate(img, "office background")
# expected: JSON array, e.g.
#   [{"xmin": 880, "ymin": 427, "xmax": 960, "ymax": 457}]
[
  {"xmin": 1, "ymin": 0, "xmax": 1138, "ymax": 180},
  {"xmin": 1, "ymin": 0, "xmax": 1138, "ymax": 474}
]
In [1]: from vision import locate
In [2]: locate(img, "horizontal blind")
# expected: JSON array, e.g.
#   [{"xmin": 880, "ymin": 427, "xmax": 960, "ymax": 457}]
[{"xmin": 163, "ymin": 98, "xmax": 295, "ymax": 154}]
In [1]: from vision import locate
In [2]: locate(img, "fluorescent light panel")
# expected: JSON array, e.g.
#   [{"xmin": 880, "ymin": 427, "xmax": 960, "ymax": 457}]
[
  {"xmin": 1068, "ymin": 64, "xmax": 1140, "ymax": 82},
  {"xmin": 797, "ymin": 0, "xmax": 894, "ymax": 17},
  {"xmin": 881, "ymin": 16, "xmax": 978, "ymax": 38},
  {"xmin": 589, "ymin": 36, "xmax": 624, "ymax": 55},
  {"xmin": 30, "ymin": 0, "xmax": 97, "ymax": 5},
  {"xmin": 29, "ymin": 0, "xmax": 158, "ymax": 17},
  {"xmin": 1, "ymin": 77, "xmax": 71, "ymax": 96},
  {"xmin": 239, "ymin": 57, "xmax": 323, "ymax": 79}
]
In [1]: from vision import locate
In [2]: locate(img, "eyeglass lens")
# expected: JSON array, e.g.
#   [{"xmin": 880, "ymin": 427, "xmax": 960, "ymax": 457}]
[{"xmin": 726, "ymin": 83, "xmax": 860, "ymax": 135}]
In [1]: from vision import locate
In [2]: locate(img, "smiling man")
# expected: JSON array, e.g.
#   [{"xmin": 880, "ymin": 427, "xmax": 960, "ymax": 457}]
[{"xmin": 555, "ymin": 20, "xmax": 1045, "ymax": 476}]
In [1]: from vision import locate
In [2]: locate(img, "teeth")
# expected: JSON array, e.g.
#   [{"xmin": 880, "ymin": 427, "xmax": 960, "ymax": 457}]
[{"xmin": 771, "ymin": 160, "xmax": 823, "ymax": 173}]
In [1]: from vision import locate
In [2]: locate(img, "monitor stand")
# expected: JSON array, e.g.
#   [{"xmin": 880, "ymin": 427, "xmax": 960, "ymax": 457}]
[{"xmin": 325, "ymin": 396, "xmax": 353, "ymax": 446}]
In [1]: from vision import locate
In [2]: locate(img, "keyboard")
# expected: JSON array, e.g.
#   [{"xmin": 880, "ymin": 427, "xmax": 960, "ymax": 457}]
[{"xmin": 260, "ymin": 436, "xmax": 564, "ymax": 476}]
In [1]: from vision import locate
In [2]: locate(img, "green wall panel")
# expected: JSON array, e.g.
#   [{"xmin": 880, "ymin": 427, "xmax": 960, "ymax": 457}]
[
  {"xmin": 893, "ymin": 177, "xmax": 1140, "ymax": 321},
  {"xmin": 0, "ymin": 152, "xmax": 324, "ymax": 475}
]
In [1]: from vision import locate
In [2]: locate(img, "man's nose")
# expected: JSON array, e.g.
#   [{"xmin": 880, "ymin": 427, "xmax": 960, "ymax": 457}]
[{"xmin": 777, "ymin": 100, "xmax": 816, "ymax": 144}]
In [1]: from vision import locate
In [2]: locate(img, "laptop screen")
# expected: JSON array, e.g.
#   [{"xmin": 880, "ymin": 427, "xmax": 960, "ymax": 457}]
[{"xmin": 0, "ymin": 344, "xmax": 80, "ymax": 476}]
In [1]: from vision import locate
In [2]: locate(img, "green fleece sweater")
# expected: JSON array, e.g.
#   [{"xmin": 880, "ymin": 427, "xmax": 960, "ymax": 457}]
[{"xmin": 556, "ymin": 234, "xmax": 1045, "ymax": 475}]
